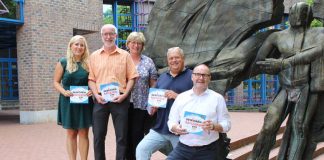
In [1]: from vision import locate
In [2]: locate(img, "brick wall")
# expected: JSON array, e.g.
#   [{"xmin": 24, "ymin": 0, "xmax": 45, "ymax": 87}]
[{"xmin": 16, "ymin": 0, "xmax": 102, "ymax": 112}]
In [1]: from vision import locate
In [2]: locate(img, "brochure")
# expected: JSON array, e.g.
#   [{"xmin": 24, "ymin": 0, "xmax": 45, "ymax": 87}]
[
  {"xmin": 100, "ymin": 82, "xmax": 120, "ymax": 102},
  {"xmin": 148, "ymin": 88, "xmax": 167, "ymax": 108},
  {"xmin": 182, "ymin": 111, "xmax": 207, "ymax": 135},
  {"xmin": 70, "ymin": 86, "xmax": 88, "ymax": 104}
]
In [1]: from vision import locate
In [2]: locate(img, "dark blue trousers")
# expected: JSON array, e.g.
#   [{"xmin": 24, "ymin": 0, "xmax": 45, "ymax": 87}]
[{"xmin": 167, "ymin": 140, "xmax": 219, "ymax": 160}]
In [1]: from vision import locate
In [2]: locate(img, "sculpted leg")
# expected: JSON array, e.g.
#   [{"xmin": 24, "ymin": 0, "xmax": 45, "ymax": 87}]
[
  {"xmin": 248, "ymin": 89, "xmax": 288, "ymax": 160},
  {"xmin": 303, "ymin": 93, "xmax": 324, "ymax": 159},
  {"xmin": 285, "ymin": 86, "xmax": 309, "ymax": 160},
  {"xmin": 288, "ymin": 89, "xmax": 318, "ymax": 160}
]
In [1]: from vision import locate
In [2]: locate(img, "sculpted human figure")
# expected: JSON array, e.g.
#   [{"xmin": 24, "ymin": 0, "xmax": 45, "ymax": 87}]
[{"xmin": 248, "ymin": 2, "xmax": 324, "ymax": 160}]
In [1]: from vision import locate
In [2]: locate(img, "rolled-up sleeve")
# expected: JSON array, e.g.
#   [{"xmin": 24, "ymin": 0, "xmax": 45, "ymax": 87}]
[{"xmin": 88, "ymin": 56, "xmax": 96, "ymax": 81}]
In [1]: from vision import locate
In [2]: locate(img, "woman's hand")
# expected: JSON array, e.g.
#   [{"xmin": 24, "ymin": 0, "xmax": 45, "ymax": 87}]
[
  {"xmin": 87, "ymin": 90, "xmax": 93, "ymax": 97},
  {"xmin": 63, "ymin": 90, "xmax": 73, "ymax": 97}
]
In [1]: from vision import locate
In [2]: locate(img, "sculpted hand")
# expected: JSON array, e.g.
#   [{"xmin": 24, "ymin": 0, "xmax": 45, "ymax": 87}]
[
  {"xmin": 165, "ymin": 90, "xmax": 178, "ymax": 99},
  {"xmin": 256, "ymin": 58, "xmax": 284, "ymax": 74}
]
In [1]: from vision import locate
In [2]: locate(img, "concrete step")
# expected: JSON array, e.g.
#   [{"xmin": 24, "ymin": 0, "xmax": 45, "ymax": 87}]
[
  {"xmin": 228, "ymin": 126, "xmax": 284, "ymax": 159},
  {"xmin": 228, "ymin": 125, "xmax": 324, "ymax": 160},
  {"xmin": 269, "ymin": 145, "xmax": 280, "ymax": 160},
  {"xmin": 314, "ymin": 142, "xmax": 324, "ymax": 160},
  {"xmin": 228, "ymin": 131, "xmax": 283, "ymax": 160},
  {"xmin": 270, "ymin": 142, "xmax": 324, "ymax": 160}
]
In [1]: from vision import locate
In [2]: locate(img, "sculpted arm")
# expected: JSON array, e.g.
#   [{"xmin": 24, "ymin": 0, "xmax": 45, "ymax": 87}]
[
  {"xmin": 256, "ymin": 34, "xmax": 284, "ymax": 74},
  {"xmin": 282, "ymin": 44, "xmax": 323, "ymax": 68},
  {"xmin": 256, "ymin": 34, "xmax": 278, "ymax": 62}
]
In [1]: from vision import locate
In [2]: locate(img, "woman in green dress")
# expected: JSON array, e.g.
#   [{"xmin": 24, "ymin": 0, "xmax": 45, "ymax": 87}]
[{"xmin": 53, "ymin": 35, "xmax": 93, "ymax": 160}]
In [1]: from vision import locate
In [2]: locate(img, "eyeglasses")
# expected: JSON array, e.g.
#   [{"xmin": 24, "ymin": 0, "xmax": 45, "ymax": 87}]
[
  {"xmin": 129, "ymin": 41, "xmax": 143, "ymax": 46},
  {"xmin": 102, "ymin": 32, "xmax": 116, "ymax": 37},
  {"xmin": 192, "ymin": 73, "xmax": 211, "ymax": 78}
]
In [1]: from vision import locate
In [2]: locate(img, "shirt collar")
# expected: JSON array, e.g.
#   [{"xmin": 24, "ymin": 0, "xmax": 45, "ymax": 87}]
[
  {"xmin": 140, "ymin": 54, "xmax": 145, "ymax": 60},
  {"xmin": 99, "ymin": 46, "xmax": 121, "ymax": 55},
  {"xmin": 189, "ymin": 88, "xmax": 210, "ymax": 96},
  {"xmin": 167, "ymin": 67, "xmax": 188, "ymax": 77}
]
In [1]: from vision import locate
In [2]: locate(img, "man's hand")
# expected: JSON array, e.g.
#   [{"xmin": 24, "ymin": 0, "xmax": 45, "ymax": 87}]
[
  {"xmin": 149, "ymin": 106, "xmax": 158, "ymax": 116},
  {"xmin": 171, "ymin": 124, "xmax": 188, "ymax": 135},
  {"xmin": 165, "ymin": 90, "xmax": 178, "ymax": 99},
  {"xmin": 202, "ymin": 120, "xmax": 223, "ymax": 133},
  {"xmin": 202, "ymin": 120, "xmax": 215, "ymax": 132},
  {"xmin": 112, "ymin": 94, "xmax": 128, "ymax": 103},
  {"xmin": 94, "ymin": 94, "xmax": 106, "ymax": 104}
]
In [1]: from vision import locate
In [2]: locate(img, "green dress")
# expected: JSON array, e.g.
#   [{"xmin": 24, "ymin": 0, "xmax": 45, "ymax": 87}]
[{"xmin": 57, "ymin": 58, "xmax": 93, "ymax": 129}]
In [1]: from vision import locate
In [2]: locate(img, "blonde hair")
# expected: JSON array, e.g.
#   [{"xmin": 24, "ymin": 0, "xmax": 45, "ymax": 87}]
[
  {"xmin": 126, "ymin": 32, "xmax": 146, "ymax": 52},
  {"xmin": 66, "ymin": 35, "xmax": 90, "ymax": 73}
]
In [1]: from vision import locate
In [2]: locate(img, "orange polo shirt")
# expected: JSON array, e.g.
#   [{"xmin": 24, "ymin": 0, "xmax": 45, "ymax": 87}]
[{"xmin": 88, "ymin": 46, "xmax": 138, "ymax": 93}]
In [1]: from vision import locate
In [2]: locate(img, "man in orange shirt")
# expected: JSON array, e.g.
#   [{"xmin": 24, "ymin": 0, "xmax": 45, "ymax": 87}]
[{"xmin": 88, "ymin": 24, "xmax": 138, "ymax": 160}]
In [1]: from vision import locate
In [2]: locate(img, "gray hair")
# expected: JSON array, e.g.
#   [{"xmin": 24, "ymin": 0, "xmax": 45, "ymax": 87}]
[
  {"xmin": 101, "ymin": 24, "xmax": 118, "ymax": 34},
  {"xmin": 167, "ymin": 47, "xmax": 185, "ymax": 58}
]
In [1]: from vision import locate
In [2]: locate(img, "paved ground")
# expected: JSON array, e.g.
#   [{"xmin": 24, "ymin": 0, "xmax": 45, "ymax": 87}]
[{"xmin": 0, "ymin": 110, "xmax": 267, "ymax": 160}]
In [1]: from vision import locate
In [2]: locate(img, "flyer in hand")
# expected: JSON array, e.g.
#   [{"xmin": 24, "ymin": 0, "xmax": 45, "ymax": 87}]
[
  {"xmin": 100, "ymin": 82, "xmax": 120, "ymax": 102},
  {"xmin": 70, "ymin": 86, "xmax": 88, "ymax": 104},
  {"xmin": 182, "ymin": 111, "xmax": 207, "ymax": 135},
  {"xmin": 148, "ymin": 88, "xmax": 167, "ymax": 108}
]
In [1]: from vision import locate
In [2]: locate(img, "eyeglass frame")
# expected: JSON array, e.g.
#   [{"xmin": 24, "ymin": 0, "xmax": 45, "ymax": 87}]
[
  {"xmin": 129, "ymin": 41, "xmax": 143, "ymax": 46},
  {"xmin": 102, "ymin": 32, "xmax": 117, "ymax": 37},
  {"xmin": 192, "ymin": 72, "xmax": 211, "ymax": 78}
]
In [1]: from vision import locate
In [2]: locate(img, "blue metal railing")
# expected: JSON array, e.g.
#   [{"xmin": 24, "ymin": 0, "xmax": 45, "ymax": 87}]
[{"xmin": 0, "ymin": 0, "xmax": 24, "ymax": 25}]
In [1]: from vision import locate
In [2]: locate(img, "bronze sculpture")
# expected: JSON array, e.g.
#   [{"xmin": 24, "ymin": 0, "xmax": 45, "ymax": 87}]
[
  {"xmin": 144, "ymin": 0, "xmax": 324, "ymax": 159},
  {"xmin": 249, "ymin": 2, "xmax": 324, "ymax": 160}
]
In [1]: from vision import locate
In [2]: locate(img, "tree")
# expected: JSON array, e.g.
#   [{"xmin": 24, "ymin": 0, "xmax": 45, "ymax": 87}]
[
  {"xmin": 307, "ymin": 0, "xmax": 324, "ymax": 27},
  {"xmin": 103, "ymin": 4, "xmax": 113, "ymax": 24}
]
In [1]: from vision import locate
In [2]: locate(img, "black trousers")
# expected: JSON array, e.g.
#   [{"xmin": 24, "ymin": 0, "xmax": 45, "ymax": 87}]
[
  {"xmin": 93, "ymin": 97, "xmax": 130, "ymax": 160},
  {"xmin": 126, "ymin": 103, "xmax": 156, "ymax": 160}
]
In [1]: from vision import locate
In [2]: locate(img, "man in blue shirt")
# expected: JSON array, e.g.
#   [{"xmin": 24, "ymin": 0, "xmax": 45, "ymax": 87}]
[{"xmin": 136, "ymin": 47, "xmax": 193, "ymax": 160}]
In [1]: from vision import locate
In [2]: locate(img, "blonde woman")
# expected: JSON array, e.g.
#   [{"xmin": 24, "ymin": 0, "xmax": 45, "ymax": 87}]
[
  {"xmin": 54, "ymin": 35, "xmax": 93, "ymax": 160},
  {"xmin": 126, "ymin": 32, "xmax": 158, "ymax": 160}
]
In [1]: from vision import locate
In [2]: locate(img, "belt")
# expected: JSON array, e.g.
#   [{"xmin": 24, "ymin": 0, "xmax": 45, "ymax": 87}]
[{"xmin": 179, "ymin": 140, "xmax": 218, "ymax": 150}]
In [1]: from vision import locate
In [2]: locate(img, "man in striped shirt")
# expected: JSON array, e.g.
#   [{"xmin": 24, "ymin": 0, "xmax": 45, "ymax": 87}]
[{"xmin": 88, "ymin": 24, "xmax": 138, "ymax": 160}]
